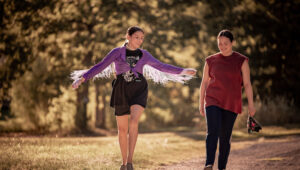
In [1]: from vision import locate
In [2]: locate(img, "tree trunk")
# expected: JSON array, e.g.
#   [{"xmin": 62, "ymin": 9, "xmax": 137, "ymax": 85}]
[
  {"xmin": 75, "ymin": 85, "xmax": 89, "ymax": 131},
  {"xmin": 101, "ymin": 92, "xmax": 106, "ymax": 128},
  {"xmin": 0, "ymin": 88, "xmax": 13, "ymax": 121},
  {"xmin": 95, "ymin": 83, "xmax": 106, "ymax": 128}
]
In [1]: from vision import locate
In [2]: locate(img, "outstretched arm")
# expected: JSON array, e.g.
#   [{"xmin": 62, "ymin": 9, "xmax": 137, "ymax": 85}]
[
  {"xmin": 146, "ymin": 51, "xmax": 196, "ymax": 75},
  {"xmin": 72, "ymin": 48, "xmax": 120, "ymax": 89},
  {"xmin": 82, "ymin": 48, "xmax": 119, "ymax": 81},
  {"xmin": 241, "ymin": 60, "xmax": 256, "ymax": 117},
  {"xmin": 199, "ymin": 62, "xmax": 210, "ymax": 116}
]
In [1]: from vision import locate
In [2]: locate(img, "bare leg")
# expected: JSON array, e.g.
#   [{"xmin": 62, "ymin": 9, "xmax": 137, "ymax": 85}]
[
  {"xmin": 116, "ymin": 115, "xmax": 129, "ymax": 165},
  {"xmin": 127, "ymin": 104, "xmax": 144, "ymax": 163}
]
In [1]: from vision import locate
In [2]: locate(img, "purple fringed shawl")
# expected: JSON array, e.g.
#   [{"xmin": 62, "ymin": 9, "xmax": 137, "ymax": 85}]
[{"xmin": 71, "ymin": 46, "xmax": 194, "ymax": 84}]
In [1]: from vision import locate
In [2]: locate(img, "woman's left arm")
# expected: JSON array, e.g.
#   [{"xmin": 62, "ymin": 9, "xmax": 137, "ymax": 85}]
[
  {"xmin": 146, "ymin": 51, "xmax": 196, "ymax": 76},
  {"xmin": 241, "ymin": 60, "xmax": 256, "ymax": 117}
]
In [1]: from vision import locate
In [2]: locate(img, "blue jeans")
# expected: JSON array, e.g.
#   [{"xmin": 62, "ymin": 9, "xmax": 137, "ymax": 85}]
[{"xmin": 205, "ymin": 106, "xmax": 237, "ymax": 170}]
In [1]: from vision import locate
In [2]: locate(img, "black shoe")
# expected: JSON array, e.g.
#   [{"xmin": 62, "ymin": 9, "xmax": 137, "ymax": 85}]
[
  {"xmin": 120, "ymin": 165, "xmax": 127, "ymax": 170},
  {"xmin": 127, "ymin": 163, "xmax": 134, "ymax": 170},
  {"xmin": 204, "ymin": 165, "xmax": 213, "ymax": 170}
]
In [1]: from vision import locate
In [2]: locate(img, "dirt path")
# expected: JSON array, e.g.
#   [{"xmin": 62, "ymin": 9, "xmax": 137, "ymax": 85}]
[{"xmin": 157, "ymin": 135, "xmax": 300, "ymax": 170}]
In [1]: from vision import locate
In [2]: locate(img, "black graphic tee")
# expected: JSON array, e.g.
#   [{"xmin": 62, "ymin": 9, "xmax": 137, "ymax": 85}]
[
  {"xmin": 126, "ymin": 48, "xmax": 142, "ymax": 68},
  {"xmin": 121, "ymin": 48, "xmax": 143, "ymax": 82}
]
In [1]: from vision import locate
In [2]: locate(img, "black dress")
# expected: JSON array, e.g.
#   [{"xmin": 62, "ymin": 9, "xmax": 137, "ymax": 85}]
[{"xmin": 110, "ymin": 48, "xmax": 148, "ymax": 116}]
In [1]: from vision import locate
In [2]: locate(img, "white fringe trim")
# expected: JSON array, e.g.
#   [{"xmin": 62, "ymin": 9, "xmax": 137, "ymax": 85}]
[
  {"xmin": 93, "ymin": 63, "xmax": 115, "ymax": 79},
  {"xmin": 143, "ymin": 65, "xmax": 193, "ymax": 84},
  {"xmin": 71, "ymin": 64, "xmax": 193, "ymax": 85},
  {"xmin": 70, "ymin": 63, "xmax": 115, "ymax": 83}
]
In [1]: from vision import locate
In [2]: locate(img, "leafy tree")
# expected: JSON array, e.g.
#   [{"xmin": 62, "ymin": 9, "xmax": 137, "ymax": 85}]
[{"xmin": 0, "ymin": 0, "xmax": 57, "ymax": 121}]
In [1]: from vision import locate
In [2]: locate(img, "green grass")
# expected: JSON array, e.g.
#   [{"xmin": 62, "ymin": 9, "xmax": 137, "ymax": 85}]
[{"xmin": 0, "ymin": 126, "xmax": 299, "ymax": 170}]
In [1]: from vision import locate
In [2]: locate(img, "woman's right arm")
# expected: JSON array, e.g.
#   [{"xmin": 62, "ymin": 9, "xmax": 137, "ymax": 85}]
[
  {"xmin": 82, "ymin": 48, "xmax": 120, "ymax": 81},
  {"xmin": 72, "ymin": 48, "xmax": 120, "ymax": 89},
  {"xmin": 199, "ymin": 62, "xmax": 210, "ymax": 116}
]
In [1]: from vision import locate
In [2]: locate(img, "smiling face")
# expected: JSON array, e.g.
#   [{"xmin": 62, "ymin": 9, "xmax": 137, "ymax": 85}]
[
  {"xmin": 127, "ymin": 31, "xmax": 144, "ymax": 50},
  {"xmin": 218, "ymin": 36, "xmax": 233, "ymax": 56}
]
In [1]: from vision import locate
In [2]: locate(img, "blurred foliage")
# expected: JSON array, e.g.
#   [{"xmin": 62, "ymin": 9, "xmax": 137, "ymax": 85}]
[
  {"xmin": 0, "ymin": 0, "xmax": 299, "ymax": 133},
  {"xmin": 235, "ymin": 95, "xmax": 299, "ymax": 129},
  {"xmin": 254, "ymin": 96, "xmax": 299, "ymax": 126}
]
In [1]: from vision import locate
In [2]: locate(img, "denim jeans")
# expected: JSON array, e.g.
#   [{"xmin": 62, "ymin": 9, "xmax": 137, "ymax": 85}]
[{"xmin": 205, "ymin": 106, "xmax": 237, "ymax": 170}]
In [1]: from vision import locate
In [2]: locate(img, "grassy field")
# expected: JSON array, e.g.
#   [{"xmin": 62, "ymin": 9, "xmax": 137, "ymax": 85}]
[{"xmin": 1, "ymin": 126, "xmax": 300, "ymax": 170}]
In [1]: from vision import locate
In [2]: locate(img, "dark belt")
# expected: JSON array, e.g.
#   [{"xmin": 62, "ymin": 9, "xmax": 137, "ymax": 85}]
[{"xmin": 117, "ymin": 74, "xmax": 142, "ymax": 82}]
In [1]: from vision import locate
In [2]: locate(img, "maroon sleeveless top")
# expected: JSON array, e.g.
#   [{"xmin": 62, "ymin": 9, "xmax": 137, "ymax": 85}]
[{"xmin": 205, "ymin": 52, "xmax": 248, "ymax": 114}]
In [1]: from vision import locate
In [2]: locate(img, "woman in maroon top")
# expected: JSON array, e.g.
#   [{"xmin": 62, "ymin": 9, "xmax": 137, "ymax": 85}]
[{"xmin": 199, "ymin": 30, "xmax": 256, "ymax": 170}]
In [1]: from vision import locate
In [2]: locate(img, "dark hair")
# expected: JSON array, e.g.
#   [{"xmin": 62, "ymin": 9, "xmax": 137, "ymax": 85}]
[
  {"xmin": 218, "ymin": 30, "xmax": 234, "ymax": 42},
  {"xmin": 127, "ymin": 26, "xmax": 144, "ymax": 36}
]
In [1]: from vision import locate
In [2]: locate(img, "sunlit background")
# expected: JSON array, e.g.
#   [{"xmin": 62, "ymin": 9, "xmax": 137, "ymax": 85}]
[{"xmin": 0, "ymin": 0, "xmax": 299, "ymax": 134}]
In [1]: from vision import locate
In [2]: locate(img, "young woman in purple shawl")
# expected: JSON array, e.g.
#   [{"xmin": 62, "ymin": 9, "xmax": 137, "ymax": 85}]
[{"xmin": 71, "ymin": 26, "xmax": 196, "ymax": 170}]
